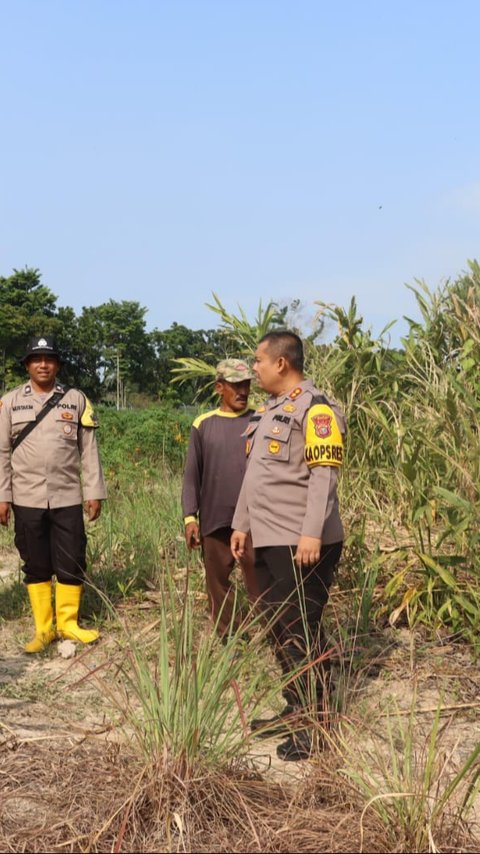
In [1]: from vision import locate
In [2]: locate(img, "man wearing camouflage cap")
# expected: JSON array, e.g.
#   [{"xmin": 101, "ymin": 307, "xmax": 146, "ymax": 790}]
[
  {"xmin": 182, "ymin": 358, "xmax": 259, "ymax": 635},
  {"xmin": 0, "ymin": 336, "xmax": 106, "ymax": 653}
]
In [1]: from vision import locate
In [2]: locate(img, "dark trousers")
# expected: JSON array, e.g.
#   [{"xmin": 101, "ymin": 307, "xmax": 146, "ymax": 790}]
[
  {"xmin": 13, "ymin": 504, "xmax": 87, "ymax": 586},
  {"xmin": 202, "ymin": 527, "xmax": 260, "ymax": 635},
  {"xmin": 254, "ymin": 541, "xmax": 342, "ymax": 709}
]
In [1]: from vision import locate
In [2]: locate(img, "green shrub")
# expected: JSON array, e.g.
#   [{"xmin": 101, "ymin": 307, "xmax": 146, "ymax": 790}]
[{"xmin": 95, "ymin": 405, "xmax": 194, "ymax": 475}]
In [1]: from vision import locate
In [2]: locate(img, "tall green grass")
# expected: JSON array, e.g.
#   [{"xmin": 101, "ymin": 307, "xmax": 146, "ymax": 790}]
[{"xmin": 104, "ymin": 572, "xmax": 285, "ymax": 771}]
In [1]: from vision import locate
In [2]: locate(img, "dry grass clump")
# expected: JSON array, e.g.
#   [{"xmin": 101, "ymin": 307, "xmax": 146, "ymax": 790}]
[
  {"xmin": 0, "ymin": 739, "xmax": 381, "ymax": 853},
  {"xmin": 2, "ymin": 737, "xmax": 477, "ymax": 853},
  {"xmin": 0, "ymin": 740, "xmax": 140, "ymax": 853}
]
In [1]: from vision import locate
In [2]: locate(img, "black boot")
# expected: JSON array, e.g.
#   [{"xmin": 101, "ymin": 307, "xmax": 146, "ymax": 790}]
[
  {"xmin": 250, "ymin": 704, "xmax": 300, "ymax": 738},
  {"xmin": 276, "ymin": 728, "xmax": 314, "ymax": 761}
]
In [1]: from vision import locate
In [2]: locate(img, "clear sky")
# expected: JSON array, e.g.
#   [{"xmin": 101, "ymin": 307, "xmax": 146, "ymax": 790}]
[{"xmin": 1, "ymin": 0, "xmax": 479, "ymax": 343}]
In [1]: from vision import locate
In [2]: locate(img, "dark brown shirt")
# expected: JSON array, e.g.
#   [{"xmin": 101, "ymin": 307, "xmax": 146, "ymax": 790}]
[{"xmin": 181, "ymin": 408, "xmax": 253, "ymax": 537}]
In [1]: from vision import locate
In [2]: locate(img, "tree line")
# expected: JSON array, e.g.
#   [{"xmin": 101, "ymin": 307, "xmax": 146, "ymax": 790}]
[{"xmin": 0, "ymin": 268, "xmax": 254, "ymax": 405}]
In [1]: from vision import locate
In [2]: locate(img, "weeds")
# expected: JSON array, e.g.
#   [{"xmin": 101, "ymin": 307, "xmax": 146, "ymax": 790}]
[{"xmin": 337, "ymin": 693, "xmax": 480, "ymax": 852}]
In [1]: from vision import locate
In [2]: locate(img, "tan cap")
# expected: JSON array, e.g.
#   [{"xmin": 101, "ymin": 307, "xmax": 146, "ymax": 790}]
[{"xmin": 215, "ymin": 358, "xmax": 254, "ymax": 383}]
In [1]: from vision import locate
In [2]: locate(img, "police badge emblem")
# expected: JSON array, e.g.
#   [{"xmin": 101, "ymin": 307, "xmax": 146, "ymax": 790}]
[{"xmin": 311, "ymin": 413, "xmax": 332, "ymax": 438}]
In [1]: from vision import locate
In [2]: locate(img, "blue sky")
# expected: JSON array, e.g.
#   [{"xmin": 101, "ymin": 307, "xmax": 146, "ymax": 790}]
[{"xmin": 1, "ymin": 0, "xmax": 479, "ymax": 343}]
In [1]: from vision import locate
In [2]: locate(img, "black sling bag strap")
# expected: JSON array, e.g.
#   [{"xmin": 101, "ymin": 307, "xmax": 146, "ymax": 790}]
[{"xmin": 12, "ymin": 388, "xmax": 69, "ymax": 453}]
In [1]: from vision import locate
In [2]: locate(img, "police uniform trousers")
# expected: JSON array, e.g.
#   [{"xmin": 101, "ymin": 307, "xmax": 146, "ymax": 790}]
[
  {"xmin": 13, "ymin": 504, "xmax": 87, "ymax": 586},
  {"xmin": 254, "ymin": 541, "xmax": 342, "ymax": 709},
  {"xmin": 201, "ymin": 527, "xmax": 259, "ymax": 635}
]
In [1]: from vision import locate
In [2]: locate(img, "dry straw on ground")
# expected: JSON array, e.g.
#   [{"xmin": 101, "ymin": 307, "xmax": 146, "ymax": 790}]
[{"xmin": 1, "ymin": 735, "xmax": 477, "ymax": 854}]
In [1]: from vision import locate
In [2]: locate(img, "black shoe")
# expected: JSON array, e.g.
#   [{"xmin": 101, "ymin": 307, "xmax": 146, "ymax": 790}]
[
  {"xmin": 250, "ymin": 705, "xmax": 301, "ymax": 738},
  {"xmin": 276, "ymin": 729, "xmax": 314, "ymax": 762}
]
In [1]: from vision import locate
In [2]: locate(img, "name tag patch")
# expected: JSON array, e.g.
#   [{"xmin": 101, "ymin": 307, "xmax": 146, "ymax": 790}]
[{"xmin": 305, "ymin": 444, "xmax": 343, "ymax": 465}]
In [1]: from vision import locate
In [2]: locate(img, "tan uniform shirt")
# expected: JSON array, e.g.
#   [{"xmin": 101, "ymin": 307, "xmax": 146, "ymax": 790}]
[
  {"xmin": 0, "ymin": 382, "xmax": 107, "ymax": 508},
  {"xmin": 232, "ymin": 379, "xmax": 345, "ymax": 547}
]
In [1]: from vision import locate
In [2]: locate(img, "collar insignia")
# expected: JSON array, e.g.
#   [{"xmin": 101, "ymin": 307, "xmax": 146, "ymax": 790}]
[
  {"xmin": 283, "ymin": 403, "xmax": 296, "ymax": 413},
  {"xmin": 289, "ymin": 387, "xmax": 302, "ymax": 400}
]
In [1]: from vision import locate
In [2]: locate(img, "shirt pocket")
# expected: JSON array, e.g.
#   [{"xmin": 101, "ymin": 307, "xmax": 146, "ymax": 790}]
[
  {"xmin": 260, "ymin": 422, "xmax": 293, "ymax": 462},
  {"xmin": 11, "ymin": 408, "xmax": 36, "ymax": 438},
  {"xmin": 242, "ymin": 420, "xmax": 259, "ymax": 456},
  {"xmin": 56, "ymin": 411, "xmax": 79, "ymax": 441}
]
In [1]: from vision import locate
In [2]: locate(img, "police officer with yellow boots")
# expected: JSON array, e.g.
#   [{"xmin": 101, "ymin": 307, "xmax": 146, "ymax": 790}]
[{"xmin": 0, "ymin": 336, "xmax": 107, "ymax": 652}]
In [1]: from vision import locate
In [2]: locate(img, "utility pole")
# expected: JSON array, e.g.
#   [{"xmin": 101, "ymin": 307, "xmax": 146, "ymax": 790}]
[{"xmin": 116, "ymin": 349, "xmax": 120, "ymax": 411}]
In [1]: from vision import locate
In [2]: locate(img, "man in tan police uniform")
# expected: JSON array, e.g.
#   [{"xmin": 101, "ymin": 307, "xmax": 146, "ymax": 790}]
[
  {"xmin": 231, "ymin": 330, "xmax": 345, "ymax": 761},
  {"xmin": 0, "ymin": 336, "xmax": 107, "ymax": 652}
]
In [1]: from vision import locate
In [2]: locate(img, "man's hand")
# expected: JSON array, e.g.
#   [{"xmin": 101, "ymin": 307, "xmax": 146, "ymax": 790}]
[
  {"xmin": 231, "ymin": 530, "xmax": 247, "ymax": 560},
  {"xmin": 185, "ymin": 521, "xmax": 201, "ymax": 550},
  {"xmin": 85, "ymin": 499, "xmax": 102, "ymax": 522},
  {"xmin": 0, "ymin": 502, "xmax": 11, "ymax": 527},
  {"xmin": 295, "ymin": 535, "xmax": 321, "ymax": 568}
]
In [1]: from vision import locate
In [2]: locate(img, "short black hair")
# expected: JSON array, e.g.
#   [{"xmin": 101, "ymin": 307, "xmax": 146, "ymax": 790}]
[{"xmin": 258, "ymin": 330, "xmax": 304, "ymax": 372}]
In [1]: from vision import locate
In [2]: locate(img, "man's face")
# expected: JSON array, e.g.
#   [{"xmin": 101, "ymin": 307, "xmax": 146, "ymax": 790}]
[
  {"xmin": 216, "ymin": 379, "xmax": 251, "ymax": 413},
  {"xmin": 253, "ymin": 341, "xmax": 280, "ymax": 394},
  {"xmin": 26, "ymin": 355, "xmax": 59, "ymax": 389}
]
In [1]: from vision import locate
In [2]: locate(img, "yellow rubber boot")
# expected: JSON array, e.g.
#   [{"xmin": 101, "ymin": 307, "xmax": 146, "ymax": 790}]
[
  {"xmin": 55, "ymin": 582, "xmax": 99, "ymax": 644},
  {"xmin": 25, "ymin": 581, "xmax": 56, "ymax": 653}
]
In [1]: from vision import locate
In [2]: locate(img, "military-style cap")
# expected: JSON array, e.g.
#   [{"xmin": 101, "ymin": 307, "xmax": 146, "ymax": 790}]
[
  {"xmin": 215, "ymin": 358, "xmax": 254, "ymax": 383},
  {"xmin": 22, "ymin": 335, "xmax": 61, "ymax": 363}
]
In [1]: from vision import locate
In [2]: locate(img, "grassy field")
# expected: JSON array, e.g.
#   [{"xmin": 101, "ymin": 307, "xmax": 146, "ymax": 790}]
[{"xmin": 1, "ymin": 269, "xmax": 480, "ymax": 852}]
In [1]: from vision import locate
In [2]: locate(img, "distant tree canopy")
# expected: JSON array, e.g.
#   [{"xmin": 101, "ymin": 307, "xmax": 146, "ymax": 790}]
[
  {"xmin": 3, "ymin": 261, "xmax": 478, "ymax": 409},
  {"xmin": 0, "ymin": 268, "xmax": 236, "ymax": 404}
]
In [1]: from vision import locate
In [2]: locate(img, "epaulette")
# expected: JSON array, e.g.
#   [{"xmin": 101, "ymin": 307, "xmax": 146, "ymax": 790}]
[{"xmin": 310, "ymin": 393, "xmax": 330, "ymax": 407}]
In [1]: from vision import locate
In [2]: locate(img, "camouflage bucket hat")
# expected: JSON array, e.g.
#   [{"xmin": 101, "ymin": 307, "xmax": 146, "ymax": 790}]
[{"xmin": 215, "ymin": 358, "xmax": 254, "ymax": 383}]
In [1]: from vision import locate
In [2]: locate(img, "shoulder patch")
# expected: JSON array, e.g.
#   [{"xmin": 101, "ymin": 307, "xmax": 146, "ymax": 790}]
[
  {"xmin": 304, "ymin": 403, "xmax": 344, "ymax": 468},
  {"xmin": 80, "ymin": 396, "xmax": 99, "ymax": 428}
]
